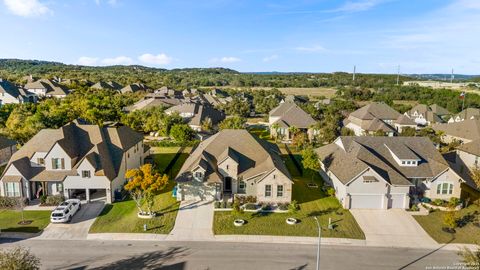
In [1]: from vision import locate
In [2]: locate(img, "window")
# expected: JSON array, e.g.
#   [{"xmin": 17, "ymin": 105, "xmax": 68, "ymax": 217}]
[
  {"xmin": 407, "ymin": 161, "xmax": 411, "ymax": 165},
  {"xmin": 37, "ymin": 158, "xmax": 45, "ymax": 165},
  {"xmin": 82, "ymin": 170, "xmax": 91, "ymax": 178},
  {"xmin": 436, "ymin": 183, "xmax": 453, "ymax": 195},
  {"xmin": 56, "ymin": 183, "xmax": 63, "ymax": 192},
  {"xmin": 5, "ymin": 182, "xmax": 20, "ymax": 197},
  {"xmin": 402, "ymin": 161, "xmax": 406, "ymax": 165},
  {"xmin": 226, "ymin": 165, "xmax": 229, "ymax": 170},
  {"xmin": 277, "ymin": 185, "xmax": 284, "ymax": 197},
  {"xmin": 195, "ymin": 172, "xmax": 203, "ymax": 178},
  {"xmin": 239, "ymin": 181, "xmax": 246, "ymax": 190},
  {"xmin": 265, "ymin": 185, "xmax": 272, "ymax": 197},
  {"xmin": 52, "ymin": 158, "xmax": 65, "ymax": 170}
]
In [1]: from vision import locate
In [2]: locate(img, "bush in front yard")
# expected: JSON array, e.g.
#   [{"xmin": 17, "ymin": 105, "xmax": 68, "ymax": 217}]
[
  {"xmin": 0, "ymin": 197, "xmax": 27, "ymax": 209},
  {"xmin": 288, "ymin": 200, "xmax": 299, "ymax": 213},
  {"xmin": 277, "ymin": 203, "xmax": 289, "ymax": 211},
  {"xmin": 43, "ymin": 195, "xmax": 64, "ymax": 206},
  {"xmin": 214, "ymin": 201, "xmax": 221, "ymax": 208},
  {"xmin": 326, "ymin": 187, "xmax": 335, "ymax": 197},
  {"xmin": 433, "ymin": 199, "xmax": 445, "ymax": 206},
  {"xmin": 244, "ymin": 203, "xmax": 257, "ymax": 210},
  {"xmin": 448, "ymin": 197, "xmax": 461, "ymax": 208}
]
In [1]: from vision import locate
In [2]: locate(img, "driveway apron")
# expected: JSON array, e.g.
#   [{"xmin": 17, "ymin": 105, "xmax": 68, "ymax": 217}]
[{"xmin": 167, "ymin": 200, "xmax": 214, "ymax": 241}]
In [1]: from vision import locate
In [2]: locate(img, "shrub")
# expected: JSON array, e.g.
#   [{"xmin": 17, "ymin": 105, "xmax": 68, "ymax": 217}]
[
  {"xmin": 443, "ymin": 211, "xmax": 457, "ymax": 230},
  {"xmin": 222, "ymin": 201, "xmax": 227, "ymax": 208},
  {"xmin": 40, "ymin": 195, "xmax": 47, "ymax": 204},
  {"xmin": 226, "ymin": 202, "xmax": 233, "ymax": 208},
  {"xmin": 261, "ymin": 203, "xmax": 272, "ymax": 211},
  {"xmin": 244, "ymin": 203, "xmax": 257, "ymax": 210},
  {"xmin": 288, "ymin": 200, "xmax": 299, "ymax": 213},
  {"xmin": 448, "ymin": 197, "xmax": 461, "ymax": 208},
  {"xmin": 43, "ymin": 195, "xmax": 64, "ymax": 206},
  {"xmin": 433, "ymin": 199, "xmax": 444, "ymax": 206},
  {"xmin": 326, "ymin": 187, "xmax": 335, "ymax": 197},
  {"xmin": 277, "ymin": 203, "xmax": 289, "ymax": 211},
  {"xmin": 232, "ymin": 201, "xmax": 243, "ymax": 215},
  {"xmin": 0, "ymin": 197, "xmax": 27, "ymax": 209},
  {"xmin": 245, "ymin": 196, "xmax": 257, "ymax": 203},
  {"xmin": 0, "ymin": 246, "xmax": 41, "ymax": 270},
  {"xmin": 214, "ymin": 201, "xmax": 221, "ymax": 208},
  {"xmin": 410, "ymin": 204, "xmax": 419, "ymax": 212},
  {"xmin": 147, "ymin": 139, "xmax": 199, "ymax": 147}
]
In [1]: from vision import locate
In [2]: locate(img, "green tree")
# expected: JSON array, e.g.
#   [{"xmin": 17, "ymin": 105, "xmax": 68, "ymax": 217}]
[
  {"xmin": 288, "ymin": 126, "xmax": 299, "ymax": 141},
  {"xmin": 219, "ymin": 116, "xmax": 246, "ymax": 130},
  {"xmin": 271, "ymin": 123, "xmax": 280, "ymax": 142},
  {"xmin": 400, "ymin": 127, "xmax": 416, "ymax": 137},
  {"xmin": 170, "ymin": 124, "xmax": 195, "ymax": 142},
  {"xmin": 201, "ymin": 117, "xmax": 213, "ymax": 132},
  {"xmin": 340, "ymin": 127, "xmax": 355, "ymax": 136},
  {"xmin": 0, "ymin": 246, "xmax": 40, "ymax": 270},
  {"xmin": 301, "ymin": 146, "xmax": 320, "ymax": 181},
  {"xmin": 443, "ymin": 211, "xmax": 457, "ymax": 231}
]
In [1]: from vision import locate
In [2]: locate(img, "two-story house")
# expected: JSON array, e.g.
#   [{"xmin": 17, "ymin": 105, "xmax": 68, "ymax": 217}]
[
  {"xmin": 175, "ymin": 129, "xmax": 292, "ymax": 203},
  {"xmin": 24, "ymin": 79, "xmax": 70, "ymax": 98},
  {"xmin": 0, "ymin": 120, "xmax": 148, "ymax": 204},
  {"xmin": 0, "ymin": 79, "xmax": 37, "ymax": 104},
  {"xmin": 448, "ymin": 108, "xmax": 480, "ymax": 123},
  {"xmin": 316, "ymin": 136, "xmax": 465, "ymax": 209},
  {"xmin": 404, "ymin": 104, "xmax": 450, "ymax": 126}
]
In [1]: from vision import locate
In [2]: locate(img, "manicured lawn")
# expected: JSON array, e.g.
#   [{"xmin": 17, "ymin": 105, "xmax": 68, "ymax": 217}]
[
  {"xmin": 150, "ymin": 146, "xmax": 181, "ymax": 173},
  {"xmin": 414, "ymin": 204, "xmax": 480, "ymax": 244},
  {"xmin": 0, "ymin": 210, "xmax": 51, "ymax": 233},
  {"xmin": 213, "ymin": 146, "xmax": 365, "ymax": 239},
  {"xmin": 89, "ymin": 147, "xmax": 190, "ymax": 234}
]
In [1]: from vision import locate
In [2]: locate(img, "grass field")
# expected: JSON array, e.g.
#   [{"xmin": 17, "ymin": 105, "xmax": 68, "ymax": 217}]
[
  {"xmin": 414, "ymin": 204, "xmax": 480, "ymax": 244},
  {"xmin": 215, "ymin": 86, "xmax": 338, "ymax": 98},
  {"xmin": 213, "ymin": 145, "xmax": 365, "ymax": 239},
  {"xmin": 0, "ymin": 210, "xmax": 51, "ymax": 233},
  {"xmin": 89, "ymin": 147, "xmax": 190, "ymax": 234}
]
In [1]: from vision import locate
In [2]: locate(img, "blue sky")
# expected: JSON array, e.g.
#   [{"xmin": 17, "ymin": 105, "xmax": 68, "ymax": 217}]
[{"xmin": 1, "ymin": 0, "xmax": 479, "ymax": 74}]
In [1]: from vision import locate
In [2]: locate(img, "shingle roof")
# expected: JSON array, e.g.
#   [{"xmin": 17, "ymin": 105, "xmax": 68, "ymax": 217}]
[
  {"xmin": 0, "ymin": 135, "xmax": 16, "ymax": 149},
  {"xmin": 3, "ymin": 120, "xmax": 143, "ymax": 182},
  {"xmin": 454, "ymin": 108, "xmax": 480, "ymax": 121},
  {"xmin": 269, "ymin": 102, "xmax": 316, "ymax": 129},
  {"xmin": 0, "ymin": 79, "xmax": 24, "ymax": 99},
  {"xmin": 407, "ymin": 104, "xmax": 446, "ymax": 123},
  {"xmin": 124, "ymin": 97, "xmax": 184, "ymax": 112},
  {"xmin": 433, "ymin": 119, "xmax": 480, "ymax": 142},
  {"xmin": 315, "ymin": 136, "xmax": 450, "ymax": 186},
  {"xmin": 349, "ymin": 102, "xmax": 401, "ymax": 120},
  {"xmin": 166, "ymin": 103, "xmax": 225, "ymax": 126},
  {"xmin": 24, "ymin": 79, "xmax": 70, "ymax": 96},
  {"xmin": 176, "ymin": 129, "xmax": 291, "ymax": 184},
  {"xmin": 457, "ymin": 139, "xmax": 480, "ymax": 156},
  {"xmin": 395, "ymin": 114, "xmax": 416, "ymax": 125}
]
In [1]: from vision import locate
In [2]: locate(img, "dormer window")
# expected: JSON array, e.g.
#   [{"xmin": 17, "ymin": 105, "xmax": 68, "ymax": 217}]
[
  {"xmin": 37, "ymin": 158, "xmax": 45, "ymax": 165},
  {"xmin": 82, "ymin": 170, "xmax": 91, "ymax": 178},
  {"xmin": 52, "ymin": 158, "xmax": 65, "ymax": 170}
]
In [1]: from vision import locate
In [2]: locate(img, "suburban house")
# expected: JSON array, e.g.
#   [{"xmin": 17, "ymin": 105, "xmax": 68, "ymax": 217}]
[
  {"xmin": 0, "ymin": 136, "xmax": 17, "ymax": 166},
  {"xmin": 155, "ymin": 87, "xmax": 183, "ymax": 98},
  {"xmin": 404, "ymin": 104, "xmax": 450, "ymax": 125},
  {"xmin": 0, "ymin": 120, "xmax": 147, "ymax": 204},
  {"xmin": 165, "ymin": 103, "xmax": 225, "ymax": 132},
  {"xmin": 316, "ymin": 136, "xmax": 465, "ymax": 209},
  {"xmin": 24, "ymin": 79, "xmax": 70, "ymax": 98},
  {"xmin": 0, "ymin": 79, "xmax": 37, "ymax": 104},
  {"xmin": 269, "ymin": 101, "xmax": 317, "ymax": 142},
  {"xmin": 175, "ymin": 129, "xmax": 292, "ymax": 203},
  {"xmin": 120, "ymin": 83, "xmax": 148, "ymax": 94},
  {"xmin": 124, "ymin": 94, "xmax": 184, "ymax": 112},
  {"xmin": 91, "ymin": 81, "xmax": 123, "ymax": 91},
  {"xmin": 448, "ymin": 108, "xmax": 480, "ymax": 123},
  {"xmin": 433, "ymin": 119, "xmax": 480, "ymax": 144},
  {"xmin": 343, "ymin": 102, "xmax": 414, "ymax": 136}
]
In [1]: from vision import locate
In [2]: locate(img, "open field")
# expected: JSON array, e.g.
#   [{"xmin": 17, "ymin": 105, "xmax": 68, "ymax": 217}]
[{"xmin": 214, "ymin": 86, "xmax": 338, "ymax": 98}]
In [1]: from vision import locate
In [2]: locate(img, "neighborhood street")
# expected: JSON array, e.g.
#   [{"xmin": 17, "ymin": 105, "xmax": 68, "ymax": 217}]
[{"xmin": 0, "ymin": 238, "xmax": 461, "ymax": 270}]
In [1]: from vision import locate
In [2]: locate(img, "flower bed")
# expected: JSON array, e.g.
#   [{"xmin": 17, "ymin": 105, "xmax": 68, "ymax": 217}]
[{"xmin": 422, "ymin": 202, "xmax": 462, "ymax": 211}]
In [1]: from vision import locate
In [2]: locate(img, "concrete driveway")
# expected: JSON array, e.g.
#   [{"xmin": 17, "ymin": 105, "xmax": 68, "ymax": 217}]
[
  {"xmin": 38, "ymin": 201, "xmax": 105, "ymax": 240},
  {"xmin": 350, "ymin": 209, "xmax": 438, "ymax": 248},
  {"xmin": 166, "ymin": 200, "xmax": 214, "ymax": 241}
]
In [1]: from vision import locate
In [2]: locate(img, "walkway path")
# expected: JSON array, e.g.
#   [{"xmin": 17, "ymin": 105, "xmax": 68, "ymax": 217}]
[{"xmin": 165, "ymin": 200, "xmax": 215, "ymax": 241}]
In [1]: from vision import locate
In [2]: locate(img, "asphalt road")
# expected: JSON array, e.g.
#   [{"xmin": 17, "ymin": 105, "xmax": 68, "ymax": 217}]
[{"xmin": 0, "ymin": 238, "xmax": 462, "ymax": 270}]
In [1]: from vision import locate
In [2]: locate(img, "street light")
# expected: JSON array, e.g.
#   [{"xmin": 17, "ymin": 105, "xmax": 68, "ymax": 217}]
[{"xmin": 313, "ymin": 216, "xmax": 321, "ymax": 270}]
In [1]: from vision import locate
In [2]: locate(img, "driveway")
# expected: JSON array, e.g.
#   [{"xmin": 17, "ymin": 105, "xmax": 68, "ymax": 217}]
[
  {"xmin": 166, "ymin": 200, "xmax": 214, "ymax": 241},
  {"xmin": 350, "ymin": 209, "xmax": 438, "ymax": 248},
  {"xmin": 37, "ymin": 201, "xmax": 105, "ymax": 240}
]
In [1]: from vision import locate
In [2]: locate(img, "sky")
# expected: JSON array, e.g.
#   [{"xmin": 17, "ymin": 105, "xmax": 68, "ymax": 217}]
[{"xmin": 0, "ymin": 0, "xmax": 479, "ymax": 74}]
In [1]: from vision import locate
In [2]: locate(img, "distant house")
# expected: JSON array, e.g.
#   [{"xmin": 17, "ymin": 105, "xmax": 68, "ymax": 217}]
[
  {"xmin": 0, "ymin": 79, "xmax": 37, "ymax": 104},
  {"xmin": 433, "ymin": 119, "xmax": 480, "ymax": 144},
  {"xmin": 0, "ymin": 136, "xmax": 17, "ymax": 166},
  {"xmin": 175, "ymin": 129, "xmax": 292, "ymax": 202},
  {"xmin": 0, "ymin": 120, "xmax": 147, "ymax": 204},
  {"xmin": 124, "ymin": 95, "xmax": 184, "ymax": 112},
  {"xmin": 343, "ymin": 102, "xmax": 414, "ymax": 136},
  {"xmin": 165, "ymin": 103, "xmax": 225, "ymax": 131},
  {"xmin": 316, "ymin": 136, "xmax": 465, "ymax": 209},
  {"xmin": 120, "ymin": 83, "xmax": 148, "ymax": 94},
  {"xmin": 91, "ymin": 81, "xmax": 123, "ymax": 91},
  {"xmin": 154, "ymin": 87, "xmax": 183, "ymax": 98},
  {"xmin": 448, "ymin": 108, "xmax": 480, "ymax": 123},
  {"xmin": 24, "ymin": 79, "xmax": 70, "ymax": 98},
  {"xmin": 404, "ymin": 104, "xmax": 450, "ymax": 125},
  {"xmin": 268, "ymin": 101, "xmax": 317, "ymax": 142}
]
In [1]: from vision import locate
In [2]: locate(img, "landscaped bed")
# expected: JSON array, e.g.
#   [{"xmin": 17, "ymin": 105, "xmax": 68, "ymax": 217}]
[
  {"xmin": 89, "ymin": 147, "xmax": 189, "ymax": 234},
  {"xmin": 0, "ymin": 210, "xmax": 51, "ymax": 233},
  {"xmin": 213, "ymin": 148, "xmax": 365, "ymax": 239},
  {"xmin": 413, "ymin": 204, "xmax": 480, "ymax": 244}
]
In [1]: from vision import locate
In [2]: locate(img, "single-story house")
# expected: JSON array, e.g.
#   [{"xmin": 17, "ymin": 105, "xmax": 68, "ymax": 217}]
[
  {"xmin": 165, "ymin": 103, "xmax": 225, "ymax": 132},
  {"xmin": 432, "ymin": 119, "xmax": 480, "ymax": 144},
  {"xmin": 269, "ymin": 101, "xmax": 318, "ymax": 142}
]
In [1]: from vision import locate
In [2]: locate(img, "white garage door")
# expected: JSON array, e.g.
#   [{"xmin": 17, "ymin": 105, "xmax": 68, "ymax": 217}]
[
  {"xmin": 388, "ymin": 194, "xmax": 406, "ymax": 209},
  {"xmin": 350, "ymin": 194, "xmax": 383, "ymax": 209}
]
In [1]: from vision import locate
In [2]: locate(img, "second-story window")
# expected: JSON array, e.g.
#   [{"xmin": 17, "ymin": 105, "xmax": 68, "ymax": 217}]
[
  {"xmin": 52, "ymin": 158, "xmax": 65, "ymax": 170},
  {"xmin": 82, "ymin": 170, "xmax": 91, "ymax": 178},
  {"xmin": 37, "ymin": 158, "xmax": 45, "ymax": 165}
]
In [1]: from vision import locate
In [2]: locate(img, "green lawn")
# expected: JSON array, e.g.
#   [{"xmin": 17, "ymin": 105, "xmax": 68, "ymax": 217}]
[
  {"xmin": 0, "ymin": 210, "xmax": 51, "ymax": 233},
  {"xmin": 89, "ymin": 147, "xmax": 190, "ymax": 234},
  {"xmin": 414, "ymin": 204, "xmax": 480, "ymax": 244},
  {"xmin": 150, "ymin": 146, "xmax": 181, "ymax": 173},
  {"xmin": 213, "ymin": 147, "xmax": 365, "ymax": 239}
]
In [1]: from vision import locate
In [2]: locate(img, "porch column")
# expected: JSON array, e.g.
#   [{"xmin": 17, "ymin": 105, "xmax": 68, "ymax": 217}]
[{"xmin": 86, "ymin": 188, "xmax": 90, "ymax": 202}]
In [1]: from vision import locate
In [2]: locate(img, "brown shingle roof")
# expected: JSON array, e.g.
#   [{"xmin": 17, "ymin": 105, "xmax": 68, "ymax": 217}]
[
  {"xmin": 349, "ymin": 102, "xmax": 401, "ymax": 120},
  {"xmin": 269, "ymin": 102, "xmax": 316, "ymax": 129},
  {"xmin": 433, "ymin": 119, "xmax": 480, "ymax": 142}
]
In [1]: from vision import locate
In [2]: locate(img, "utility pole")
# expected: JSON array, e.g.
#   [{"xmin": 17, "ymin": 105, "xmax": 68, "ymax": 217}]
[
  {"xmin": 450, "ymin": 68, "xmax": 454, "ymax": 83},
  {"xmin": 396, "ymin": 65, "xmax": 400, "ymax": 86},
  {"xmin": 314, "ymin": 216, "xmax": 321, "ymax": 270},
  {"xmin": 352, "ymin": 65, "xmax": 356, "ymax": 81}
]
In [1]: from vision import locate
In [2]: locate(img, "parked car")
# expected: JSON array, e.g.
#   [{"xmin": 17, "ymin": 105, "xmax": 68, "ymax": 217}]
[{"xmin": 50, "ymin": 199, "xmax": 82, "ymax": 223}]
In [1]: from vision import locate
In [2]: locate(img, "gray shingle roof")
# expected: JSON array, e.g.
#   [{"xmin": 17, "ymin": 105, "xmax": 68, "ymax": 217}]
[
  {"xmin": 433, "ymin": 119, "xmax": 480, "ymax": 142},
  {"xmin": 166, "ymin": 103, "xmax": 225, "ymax": 126},
  {"xmin": 269, "ymin": 102, "xmax": 316, "ymax": 129},
  {"xmin": 349, "ymin": 102, "xmax": 401, "ymax": 120},
  {"xmin": 457, "ymin": 139, "xmax": 480, "ymax": 156},
  {"xmin": 24, "ymin": 79, "xmax": 70, "ymax": 96},
  {"xmin": 316, "ymin": 136, "xmax": 450, "ymax": 186}
]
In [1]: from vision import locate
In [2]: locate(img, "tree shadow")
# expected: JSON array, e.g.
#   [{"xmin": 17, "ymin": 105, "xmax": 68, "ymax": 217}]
[
  {"xmin": 397, "ymin": 237, "xmax": 456, "ymax": 270},
  {"xmin": 307, "ymin": 207, "xmax": 340, "ymax": 217},
  {"xmin": 290, "ymin": 263, "xmax": 309, "ymax": 270},
  {"xmin": 63, "ymin": 247, "xmax": 189, "ymax": 270}
]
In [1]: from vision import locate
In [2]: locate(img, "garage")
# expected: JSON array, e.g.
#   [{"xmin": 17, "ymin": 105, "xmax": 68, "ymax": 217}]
[
  {"xmin": 387, "ymin": 194, "xmax": 406, "ymax": 209},
  {"xmin": 349, "ymin": 194, "xmax": 384, "ymax": 209}
]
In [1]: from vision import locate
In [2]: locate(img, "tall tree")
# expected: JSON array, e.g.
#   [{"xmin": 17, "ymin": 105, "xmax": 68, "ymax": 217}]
[{"xmin": 301, "ymin": 147, "xmax": 320, "ymax": 181}]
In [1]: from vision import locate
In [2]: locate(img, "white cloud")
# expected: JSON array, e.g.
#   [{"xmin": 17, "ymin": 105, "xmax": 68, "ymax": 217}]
[
  {"xmin": 210, "ymin": 57, "xmax": 242, "ymax": 63},
  {"xmin": 3, "ymin": 0, "xmax": 52, "ymax": 17},
  {"xmin": 77, "ymin": 56, "xmax": 99, "ymax": 66},
  {"xmin": 95, "ymin": 0, "xmax": 118, "ymax": 6},
  {"xmin": 328, "ymin": 0, "xmax": 387, "ymax": 13},
  {"xmin": 262, "ymin": 55, "xmax": 279, "ymax": 62},
  {"xmin": 138, "ymin": 53, "xmax": 173, "ymax": 65},
  {"xmin": 295, "ymin": 45, "xmax": 326, "ymax": 52},
  {"xmin": 100, "ymin": 56, "xmax": 133, "ymax": 65}
]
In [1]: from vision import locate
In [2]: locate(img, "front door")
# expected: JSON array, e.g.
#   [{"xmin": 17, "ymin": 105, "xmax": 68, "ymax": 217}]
[{"xmin": 224, "ymin": 177, "xmax": 232, "ymax": 192}]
